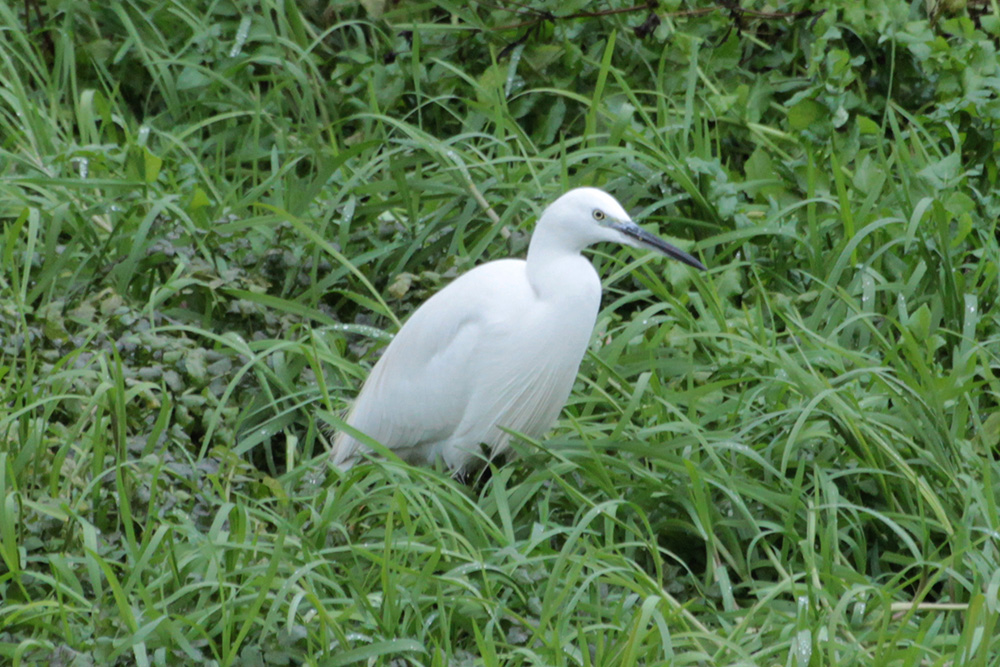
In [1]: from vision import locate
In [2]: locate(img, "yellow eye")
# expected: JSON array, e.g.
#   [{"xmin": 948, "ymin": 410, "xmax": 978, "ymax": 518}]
[{"xmin": 592, "ymin": 209, "xmax": 605, "ymax": 221}]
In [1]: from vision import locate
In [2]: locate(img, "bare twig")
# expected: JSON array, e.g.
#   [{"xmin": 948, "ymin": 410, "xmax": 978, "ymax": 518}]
[
  {"xmin": 486, "ymin": 1, "xmax": 819, "ymax": 33},
  {"xmin": 492, "ymin": 1, "xmax": 658, "ymax": 31}
]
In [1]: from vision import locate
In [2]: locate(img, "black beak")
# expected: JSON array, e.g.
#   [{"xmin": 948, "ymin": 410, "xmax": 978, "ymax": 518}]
[{"xmin": 613, "ymin": 221, "xmax": 706, "ymax": 271}]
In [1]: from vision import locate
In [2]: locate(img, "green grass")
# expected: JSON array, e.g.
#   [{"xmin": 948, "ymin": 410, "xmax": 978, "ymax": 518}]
[{"xmin": 2, "ymin": 0, "xmax": 999, "ymax": 665}]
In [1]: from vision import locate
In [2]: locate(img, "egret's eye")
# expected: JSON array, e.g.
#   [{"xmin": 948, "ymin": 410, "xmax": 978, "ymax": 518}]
[{"xmin": 592, "ymin": 209, "xmax": 606, "ymax": 221}]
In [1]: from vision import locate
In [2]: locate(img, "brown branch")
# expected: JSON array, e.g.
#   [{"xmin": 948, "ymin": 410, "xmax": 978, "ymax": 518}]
[
  {"xmin": 477, "ymin": 0, "xmax": 553, "ymax": 19},
  {"xmin": 488, "ymin": 1, "xmax": 819, "ymax": 33},
  {"xmin": 493, "ymin": 2, "xmax": 658, "ymax": 31}
]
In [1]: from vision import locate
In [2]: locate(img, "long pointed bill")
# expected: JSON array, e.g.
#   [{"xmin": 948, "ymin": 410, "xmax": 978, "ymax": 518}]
[{"xmin": 612, "ymin": 220, "xmax": 707, "ymax": 271}]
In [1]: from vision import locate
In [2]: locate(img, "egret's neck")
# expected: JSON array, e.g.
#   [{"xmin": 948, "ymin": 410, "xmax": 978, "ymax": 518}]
[{"xmin": 525, "ymin": 226, "xmax": 600, "ymax": 303}]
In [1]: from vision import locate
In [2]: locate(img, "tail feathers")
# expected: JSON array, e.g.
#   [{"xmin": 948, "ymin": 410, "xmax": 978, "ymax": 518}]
[{"xmin": 329, "ymin": 430, "xmax": 361, "ymax": 470}]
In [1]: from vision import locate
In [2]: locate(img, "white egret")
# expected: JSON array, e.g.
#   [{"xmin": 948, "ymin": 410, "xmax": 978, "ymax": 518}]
[{"xmin": 331, "ymin": 187, "xmax": 705, "ymax": 473}]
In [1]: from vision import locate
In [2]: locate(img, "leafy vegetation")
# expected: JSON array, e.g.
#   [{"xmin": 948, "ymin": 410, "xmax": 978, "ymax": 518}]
[{"xmin": 2, "ymin": 0, "xmax": 999, "ymax": 664}]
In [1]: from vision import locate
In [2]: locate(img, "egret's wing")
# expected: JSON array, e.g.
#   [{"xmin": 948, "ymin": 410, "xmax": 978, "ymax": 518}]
[
  {"xmin": 474, "ymin": 352, "xmax": 578, "ymax": 449},
  {"xmin": 444, "ymin": 306, "xmax": 591, "ymax": 462},
  {"xmin": 331, "ymin": 260, "xmax": 525, "ymax": 467}
]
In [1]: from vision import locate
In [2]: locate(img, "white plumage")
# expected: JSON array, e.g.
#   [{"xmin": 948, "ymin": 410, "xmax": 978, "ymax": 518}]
[{"xmin": 331, "ymin": 188, "xmax": 705, "ymax": 473}]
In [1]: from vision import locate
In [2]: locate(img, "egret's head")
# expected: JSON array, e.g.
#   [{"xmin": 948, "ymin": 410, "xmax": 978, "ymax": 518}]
[{"xmin": 540, "ymin": 187, "xmax": 706, "ymax": 271}]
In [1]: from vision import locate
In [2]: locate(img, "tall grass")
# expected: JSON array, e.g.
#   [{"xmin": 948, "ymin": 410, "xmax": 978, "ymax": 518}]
[{"xmin": 1, "ymin": 0, "xmax": 998, "ymax": 665}]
